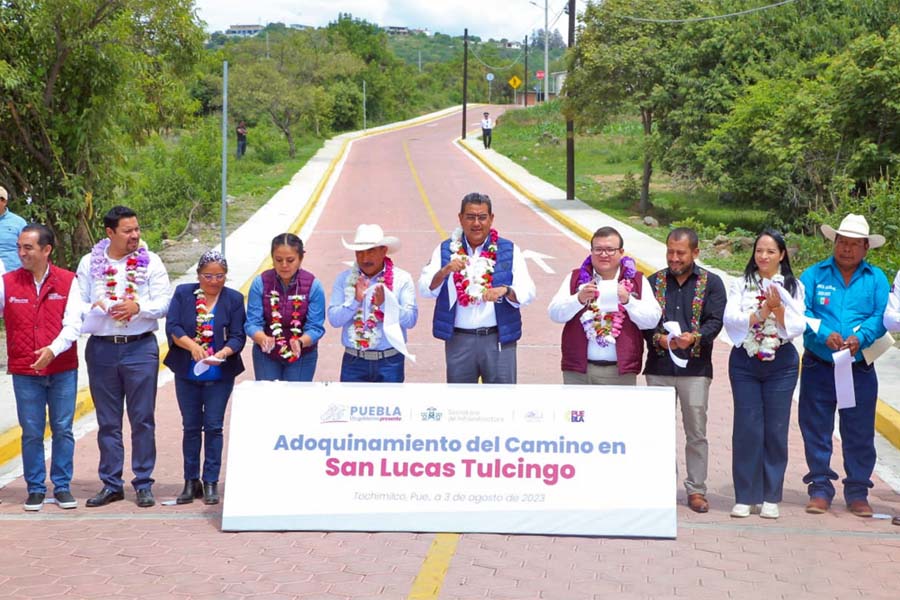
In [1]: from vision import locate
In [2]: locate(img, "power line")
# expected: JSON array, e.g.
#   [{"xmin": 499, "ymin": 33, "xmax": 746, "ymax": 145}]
[
  {"xmin": 621, "ymin": 0, "xmax": 800, "ymax": 24},
  {"xmin": 469, "ymin": 45, "xmax": 526, "ymax": 71}
]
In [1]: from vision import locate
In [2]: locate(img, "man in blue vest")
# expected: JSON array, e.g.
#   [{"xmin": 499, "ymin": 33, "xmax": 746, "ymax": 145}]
[{"xmin": 419, "ymin": 192, "xmax": 535, "ymax": 383}]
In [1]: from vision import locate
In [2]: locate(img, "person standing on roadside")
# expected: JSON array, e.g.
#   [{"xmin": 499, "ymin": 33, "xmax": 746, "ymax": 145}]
[
  {"xmin": 548, "ymin": 226, "xmax": 660, "ymax": 385},
  {"xmin": 644, "ymin": 227, "xmax": 726, "ymax": 514},
  {"xmin": 2, "ymin": 224, "xmax": 82, "ymax": 512},
  {"xmin": 481, "ymin": 112, "xmax": 493, "ymax": 149},
  {"xmin": 884, "ymin": 267, "xmax": 900, "ymax": 527},
  {"xmin": 0, "ymin": 185, "xmax": 27, "ymax": 271},
  {"xmin": 328, "ymin": 224, "xmax": 417, "ymax": 382},
  {"xmin": 723, "ymin": 229, "xmax": 806, "ymax": 520},
  {"xmin": 800, "ymin": 214, "xmax": 889, "ymax": 518},
  {"xmin": 236, "ymin": 121, "xmax": 248, "ymax": 158},
  {"xmin": 419, "ymin": 192, "xmax": 535, "ymax": 384},
  {"xmin": 77, "ymin": 206, "xmax": 171, "ymax": 509}
]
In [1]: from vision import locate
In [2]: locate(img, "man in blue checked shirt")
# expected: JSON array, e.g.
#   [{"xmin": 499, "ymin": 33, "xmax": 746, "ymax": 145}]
[{"xmin": 799, "ymin": 214, "xmax": 889, "ymax": 518}]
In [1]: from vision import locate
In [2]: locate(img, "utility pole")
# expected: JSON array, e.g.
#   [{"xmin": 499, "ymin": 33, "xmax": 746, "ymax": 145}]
[
  {"xmin": 362, "ymin": 80, "xmax": 367, "ymax": 131},
  {"xmin": 220, "ymin": 61, "xmax": 228, "ymax": 256},
  {"xmin": 523, "ymin": 36, "xmax": 528, "ymax": 107},
  {"xmin": 462, "ymin": 28, "xmax": 468, "ymax": 139},
  {"xmin": 544, "ymin": 0, "xmax": 549, "ymax": 102},
  {"xmin": 566, "ymin": 0, "xmax": 575, "ymax": 200}
]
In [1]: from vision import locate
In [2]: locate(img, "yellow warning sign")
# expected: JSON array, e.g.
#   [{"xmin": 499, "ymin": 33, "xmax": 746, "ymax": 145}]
[{"xmin": 508, "ymin": 75, "xmax": 522, "ymax": 89}]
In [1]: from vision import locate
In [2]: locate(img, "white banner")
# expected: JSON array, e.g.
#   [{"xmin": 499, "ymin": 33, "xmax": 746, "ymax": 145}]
[{"xmin": 222, "ymin": 382, "xmax": 677, "ymax": 538}]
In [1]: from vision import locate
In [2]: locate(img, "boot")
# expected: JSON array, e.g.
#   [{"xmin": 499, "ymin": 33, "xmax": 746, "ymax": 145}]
[
  {"xmin": 203, "ymin": 482, "xmax": 220, "ymax": 505},
  {"xmin": 176, "ymin": 479, "xmax": 203, "ymax": 504}
]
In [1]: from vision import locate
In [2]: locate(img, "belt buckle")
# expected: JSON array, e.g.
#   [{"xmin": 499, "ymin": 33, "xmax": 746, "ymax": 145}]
[
  {"xmin": 476, "ymin": 327, "xmax": 490, "ymax": 336},
  {"xmin": 113, "ymin": 335, "xmax": 128, "ymax": 344}
]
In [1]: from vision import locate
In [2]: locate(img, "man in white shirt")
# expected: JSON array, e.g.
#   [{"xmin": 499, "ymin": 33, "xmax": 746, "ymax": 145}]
[
  {"xmin": 548, "ymin": 226, "xmax": 661, "ymax": 385},
  {"xmin": 1, "ymin": 224, "xmax": 83, "ymax": 511},
  {"xmin": 419, "ymin": 192, "xmax": 535, "ymax": 384},
  {"xmin": 480, "ymin": 112, "xmax": 493, "ymax": 149},
  {"xmin": 328, "ymin": 224, "xmax": 417, "ymax": 382},
  {"xmin": 76, "ymin": 206, "xmax": 171, "ymax": 508}
]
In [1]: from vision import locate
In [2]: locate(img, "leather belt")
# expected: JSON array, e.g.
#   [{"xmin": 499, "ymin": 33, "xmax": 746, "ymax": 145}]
[
  {"xmin": 92, "ymin": 331, "xmax": 155, "ymax": 344},
  {"xmin": 453, "ymin": 326, "xmax": 498, "ymax": 336},
  {"xmin": 344, "ymin": 347, "xmax": 400, "ymax": 361},
  {"xmin": 587, "ymin": 360, "xmax": 617, "ymax": 367}
]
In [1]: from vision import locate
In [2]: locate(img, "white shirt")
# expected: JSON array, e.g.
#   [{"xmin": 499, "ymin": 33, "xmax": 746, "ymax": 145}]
[
  {"xmin": 723, "ymin": 275, "xmax": 806, "ymax": 347},
  {"xmin": 481, "ymin": 117, "xmax": 493, "ymax": 129},
  {"xmin": 0, "ymin": 265, "xmax": 84, "ymax": 357},
  {"xmin": 418, "ymin": 239, "xmax": 536, "ymax": 330},
  {"xmin": 884, "ymin": 270, "xmax": 900, "ymax": 332},
  {"xmin": 328, "ymin": 264, "xmax": 418, "ymax": 351},
  {"xmin": 548, "ymin": 267, "xmax": 662, "ymax": 362},
  {"xmin": 76, "ymin": 246, "xmax": 171, "ymax": 335}
]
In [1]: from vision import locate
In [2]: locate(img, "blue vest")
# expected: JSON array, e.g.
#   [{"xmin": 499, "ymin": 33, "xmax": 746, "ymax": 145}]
[{"xmin": 431, "ymin": 236, "xmax": 522, "ymax": 344}]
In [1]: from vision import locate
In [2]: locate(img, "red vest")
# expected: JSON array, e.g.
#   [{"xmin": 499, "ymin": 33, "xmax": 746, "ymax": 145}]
[
  {"xmin": 560, "ymin": 269, "xmax": 645, "ymax": 375},
  {"xmin": 3, "ymin": 265, "xmax": 79, "ymax": 376}
]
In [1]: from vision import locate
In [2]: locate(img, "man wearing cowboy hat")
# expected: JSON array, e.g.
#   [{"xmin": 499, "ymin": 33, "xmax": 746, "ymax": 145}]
[
  {"xmin": 799, "ymin": 213, "xmax": 890, "ymax": 518},
  {"xmin": 327, "ymin": 224, "xmax": 418, "ymax": 382}
]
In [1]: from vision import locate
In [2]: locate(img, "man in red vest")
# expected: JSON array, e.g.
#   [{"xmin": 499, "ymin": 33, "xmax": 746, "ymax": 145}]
[
  {"xmin": 1, "ymin": 224, "xmax": 83, "ymax": 511},
  {"xmin": 548, "ymin": 226, "xmax": 661, "ymax": 385}
]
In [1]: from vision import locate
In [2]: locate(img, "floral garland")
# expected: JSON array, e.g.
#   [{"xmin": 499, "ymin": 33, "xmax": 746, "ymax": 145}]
[
  {"xmin": 268, "ymin": 288, "xmax": 305, "ymax": 363},
  {"xmin": 742, "ymin": 276, "xmax": 783, "ymax": 361},
  {"xmin": 450, "ymin": 227, "xmax": 499, "ymax": 306},
  {"xmin": 89, "ymin": 238, "xmax": 150, "ymax": 322},
  {"xmin": 193, "ymin": 288, "xmax": 214, "ymax": 356},
  {"xmin": 654, "ymin": 269, "xmax": 708, "ymax": 357},
  {"xmin": 344, "ymin": 257, "xmax": 394, "ymax": 349},
  {"xmin": 577, "ymin": 255, "xmax": 637, "ymax": 347}
]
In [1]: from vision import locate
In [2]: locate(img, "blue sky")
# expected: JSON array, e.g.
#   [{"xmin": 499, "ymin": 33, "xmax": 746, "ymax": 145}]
[{"xmin": 193, "ymin": 0, "xmax": 580, "ymax": 42}]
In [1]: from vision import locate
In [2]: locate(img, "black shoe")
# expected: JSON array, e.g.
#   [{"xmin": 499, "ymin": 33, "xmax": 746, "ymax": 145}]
[
  {"xmin": 53, "ymin": 490, "xmax": 78, "ymax": 509},
  {"xmin": 86, "ymin": 487, "xmax": 124, "ymax": 507},
  {"xmin": 24, "ymin": 492, "xmax": 45, "ymax": 511},
  {"xmin": 136, "ymin": 488, "xmax": 155, "ymax": 508},
  {"xmin": 176, "ymin": 479, "xmax": 203, "ymax": 504},
  {"xmin": 203, "ymin": 482, "xmax": 219, "ymax": 505}
]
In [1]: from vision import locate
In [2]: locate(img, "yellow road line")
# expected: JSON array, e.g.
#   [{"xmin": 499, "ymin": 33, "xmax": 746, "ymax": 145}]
[
  {"xmin": 404, "ymin": 141, "xmax": 447, "ymax": 239},
  {"xmin": 408, "ymin": 533, "xmax": 461, "ymax": 599}
]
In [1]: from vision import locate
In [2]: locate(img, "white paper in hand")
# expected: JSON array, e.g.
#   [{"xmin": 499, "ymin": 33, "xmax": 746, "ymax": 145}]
[
  {"xmin": 595, "ymin": 280, "xmax": 619, "ymax": 313},
  {"xmin": 192, "ymin": 356, "xmax": 224, "ymax": 377},
  {"xmin": 663, "ymin": 321, "xmax": 689, "ymax": 368}
]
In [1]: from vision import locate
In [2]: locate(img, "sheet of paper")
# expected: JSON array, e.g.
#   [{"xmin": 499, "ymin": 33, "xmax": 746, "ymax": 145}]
[
  {"xmin": 805, "ymin": 317, "xmax": 821, "ymax": 334},
  {"xmin": 594, "ymin": 280, "xmax": 619, "ymax": 313},
  {"xmin": 862, "ymin": 331, "xmax": 895, "ymax": 365},
  {"xmin": 81, "ymin": 305, "xmax": 110, "ymax": 335},
  {"xmin": 192, "ymin": 356, "xmax": 224, "ymax": 377},
  {"xmin": 662, "ymin": 321, "xmax": 689, "ymax": 368},
  {"xmin": 832, "ymin": 348, "xmax": 856, "ymax": 410}
]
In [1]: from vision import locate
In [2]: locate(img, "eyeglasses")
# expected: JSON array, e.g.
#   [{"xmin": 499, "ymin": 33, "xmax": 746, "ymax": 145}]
[
  {"xmin": 463, "ymin": 213, "xmax": 491, "ymax": 223},
  {"xmin": 200, "ymin": 273, "xmax": 226, "ymax": 282},
  {"xmin": 591, "ymin": 247, "xmax": 622, "ymax": 256}
]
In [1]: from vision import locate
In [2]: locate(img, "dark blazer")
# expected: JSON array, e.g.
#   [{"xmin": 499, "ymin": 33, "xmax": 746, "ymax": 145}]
[{"xmin": 164, "ymin": 283, "xmax": 247, "ymax": 380}]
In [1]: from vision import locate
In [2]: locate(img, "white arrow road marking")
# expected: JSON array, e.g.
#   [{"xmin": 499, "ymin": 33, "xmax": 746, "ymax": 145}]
[{"xmin": 522, "ymin": 250, "xmax": 555, "ymax": 274}]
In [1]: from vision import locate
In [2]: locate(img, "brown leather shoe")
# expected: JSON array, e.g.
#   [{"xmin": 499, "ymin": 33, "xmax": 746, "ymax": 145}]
[
  {"xmin": 687, "ymin": 493, "xmax": 709, "ymax": 513},
  {"xmin": 805, "ymin": 497, "xmax": 830, "ymax": 514},
  {"xmin": 848, "ymin": 499, "xmax": 873, "ymax": 517},
  {"xmin": 892, "ymin": 515, "xmax": 900, "ymax": 526}
]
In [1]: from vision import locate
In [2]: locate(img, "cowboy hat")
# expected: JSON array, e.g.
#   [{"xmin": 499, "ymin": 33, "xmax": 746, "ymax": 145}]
[
  {"xmin": 342, "ymin": 224, "xmax": 400, "ymax": 253},
  {"xmin": 820, "ymin": 213, "xmax": 885, "ymax": 249}
]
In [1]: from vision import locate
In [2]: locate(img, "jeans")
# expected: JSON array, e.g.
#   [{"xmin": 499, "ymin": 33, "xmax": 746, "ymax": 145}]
[
  {"xmin": 252, "ymin": 344, "xmax": 318, "ymax": 382},
  {"xmin": 729, "ymin": 344, "xmax": 798, "ymax": 504},
  {"xmin": 340, "ymin": 351, "xmax": 405, "ymax": 383},
  {"xmin": 13, "ymin": 370, "xmax": 78, "ymax": 494},
  {"xmin": 174, "ymin": 376, "xmax": 234, "ymax": 482},
  {"xmin": 236, "ymin": 139, "xmax": 246, "ymax": 158},
  {"xmin": 799, "ymin": 353, "xmax": 878, "ymax": 503}
]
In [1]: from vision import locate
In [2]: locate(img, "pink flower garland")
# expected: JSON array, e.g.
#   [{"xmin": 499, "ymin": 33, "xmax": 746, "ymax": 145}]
[
  {"xmin": 350, "ymin": 257, "xmax": 394, "ymax": 349},
  {"xmin": 578, "ymin": 255, "xmax": 636, "ymax": 347},
  {"xmin": 451, "ymin": 228, "xmax": 499, "ymax": 306}
]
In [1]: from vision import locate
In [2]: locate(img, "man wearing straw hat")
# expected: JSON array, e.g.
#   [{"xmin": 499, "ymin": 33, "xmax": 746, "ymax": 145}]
[
  {"xmin": 328, "ymin": 224, "xmax": 418, "ymax": 382},
  {"xmin": 799, "ymin": 213, "xmax": 890, "ymax": 518}
]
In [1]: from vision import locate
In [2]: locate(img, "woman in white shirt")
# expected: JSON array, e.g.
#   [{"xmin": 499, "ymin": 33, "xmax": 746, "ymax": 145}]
[{"xmin": 724, "ymin": 229, "xmax": 806, "ymax": 519}]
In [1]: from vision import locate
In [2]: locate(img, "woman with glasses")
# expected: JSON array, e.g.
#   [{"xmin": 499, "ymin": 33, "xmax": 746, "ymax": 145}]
[
  {"xmin": 245, "ymin": 233, "xmax": 326, "ymax": 381},
  {"xmin": 163, "ymin": 250, "xmax": 247, "ymax": 505}
]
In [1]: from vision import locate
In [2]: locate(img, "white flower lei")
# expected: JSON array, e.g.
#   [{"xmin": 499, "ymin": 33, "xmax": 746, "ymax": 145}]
[
  {"xmin": 344, "ymin": 259, "xmax": 392, "ymax": 349},
  {"xmin": 741, "ymin": 276, "xmax": 783, "ymax": 361},
  {"xmin": 449, "ymin": 226, "xmax": 497, "ymax": 306}
]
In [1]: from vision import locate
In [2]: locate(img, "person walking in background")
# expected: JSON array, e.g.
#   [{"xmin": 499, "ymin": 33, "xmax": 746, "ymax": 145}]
[
  {"xmin": 328, "ymin": 224, "xmax": 417, "ymax": 383},
  {"xmin": 77, "ymin": 206, "xmax": 171, "ymax": 508},
  {"xmin": 723, "ymin": 229, "xmax": 806, "ymax": 520},
  {"xmin": 419, "ymin": 192, "xmax": 535, "ymax": 384},
  {"xmin": 480, "ymin": 112, "xmax": 493, "ymax": 149},
  {"xmin": 236, "ymin": 120, "xmax": 248, "ymax": 158},
  {"xmin": 245, "ymin": 233, "xmax": 325, "ymax": 381},
  {"xmin": 548, "ymin": 226, "xmax": 660, "ymax": 385},
  {"xmin": 884, "ymin": 267, "xmax": 900, "ymax": 526},
  {"xmin": 164, "ymin": 250, "xmax": 246, "ymax": 506},
  {"xmin": 644, "ymin": 227, "xmax": 726, "ymax": 514},
  {"xmin": 1, "ymin": 224, "xmax": 82, "ymax": 511},
  {"xmin": 799, "ymin": 214, "xmax": 889, "ymax": 517},
  {"xmin": 0, "ymin": 185, "xmax": 27, "ymax": 271}
]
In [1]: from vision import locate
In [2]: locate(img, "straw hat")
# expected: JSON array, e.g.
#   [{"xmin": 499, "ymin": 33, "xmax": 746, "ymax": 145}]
[
  {"xmin": 820, "ymin": 213, "xmax": 885, "ymax": 249},
  {"xmin": 341, "ymin": 224, "xmax": 400, "ymax": 253}
]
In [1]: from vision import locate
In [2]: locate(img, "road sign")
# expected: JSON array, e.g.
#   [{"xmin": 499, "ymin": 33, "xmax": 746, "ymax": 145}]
[
  {"xmin": 536, "ymin": 70, "xmax": 545, "ymax": 80},
  {"xmin": 486, "ymin": 73, "xmax": 495, "ymax": 81},
  {"xmin": 508, "ymin": 75, "xmax": 522, "ymax": 89}
]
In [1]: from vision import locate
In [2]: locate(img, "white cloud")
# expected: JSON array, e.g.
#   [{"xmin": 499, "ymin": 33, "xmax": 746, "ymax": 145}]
[{"xmin": 193, "ymin": 0, "xmax": 578, "ymax": 42}]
